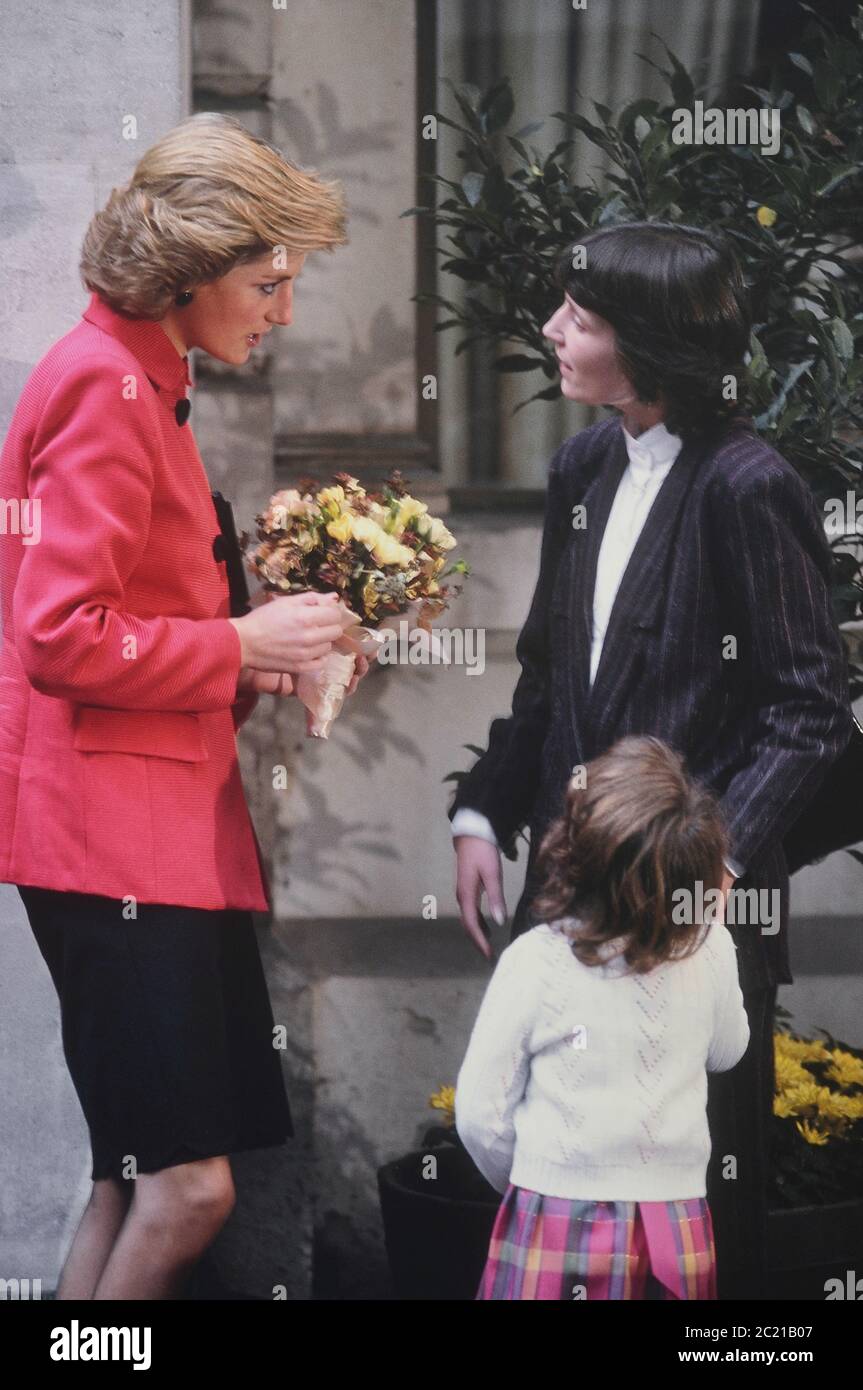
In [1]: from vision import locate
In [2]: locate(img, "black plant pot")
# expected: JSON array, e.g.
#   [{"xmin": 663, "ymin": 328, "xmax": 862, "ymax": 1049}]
[
  {"xmin": 379, "ymin": 1147, "xmax": 863, "ymax": 1300},
  {"xmin": 767, "ymin": 1198, "xmax": 863, "ymax": 1300},
  {"xmin": 377, "ymin": 1146, "xmax": 498, "ymax": 1300}
]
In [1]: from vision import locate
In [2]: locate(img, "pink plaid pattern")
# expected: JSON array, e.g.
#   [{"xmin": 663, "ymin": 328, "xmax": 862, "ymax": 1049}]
[{"xmin": 476, "ymin": 1184, "xmax": 717, "ymax": 1300}]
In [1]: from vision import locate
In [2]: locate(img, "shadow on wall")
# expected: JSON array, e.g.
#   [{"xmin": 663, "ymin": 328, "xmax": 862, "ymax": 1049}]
[{"xmin": 274, "ymin": 664, "xmax": 431, "ymax": 915}]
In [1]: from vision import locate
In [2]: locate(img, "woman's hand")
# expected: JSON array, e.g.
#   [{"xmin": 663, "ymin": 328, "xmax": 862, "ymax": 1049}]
[
  {"xmin": 234, "ymin": 591, "xmax": 379, "ymax": 697},
  {"xmin": 236, "ymin": 667, "xmax": 295, "ymax": 696},
  {"xmin": 236, "ymin": 648, "xmax": 374, "ymax": 699},
  {"xmin": 229, "ymin": 591, "xmax": 344, "ymax": 673},
  {"xmin": 344, "ymin": 653, "xmax": 372, "ymax": 697},
  {"xmin": 454, "ymin": 834, "xmax": 507, "ymax": 960}
]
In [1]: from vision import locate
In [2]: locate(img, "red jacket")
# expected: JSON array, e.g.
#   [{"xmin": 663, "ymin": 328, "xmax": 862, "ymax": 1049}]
[{"xmin": 0, "ymin": 291, "xmax": 269, "ymax": 911}]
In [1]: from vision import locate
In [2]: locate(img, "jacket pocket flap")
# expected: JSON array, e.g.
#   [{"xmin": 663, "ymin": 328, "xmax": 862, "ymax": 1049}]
[{"xmin": 72, "ymin": 707, "xmax": 208, "ymax": 762}]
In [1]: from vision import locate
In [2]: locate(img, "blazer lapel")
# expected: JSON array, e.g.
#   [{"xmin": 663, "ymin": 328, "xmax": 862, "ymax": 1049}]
[
  {"xmin": 563, "ymin": 428, "xmax": 628, "ymax": 760},
  {"xmin": 564, "ymin": 430, "xmax": 701, "ymax": 760}
]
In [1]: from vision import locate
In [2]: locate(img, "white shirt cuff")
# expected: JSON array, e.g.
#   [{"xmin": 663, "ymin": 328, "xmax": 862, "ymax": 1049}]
[
  {"xmin": 453, "ymin": 814, "xmax": 742, "ymax": 876},
  {"xmin": 451, "ymin": 807, "xmax": 500, "ymax": 847}
]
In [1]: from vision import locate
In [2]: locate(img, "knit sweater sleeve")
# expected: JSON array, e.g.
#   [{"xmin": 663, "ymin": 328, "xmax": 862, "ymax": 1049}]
[
  {"xmin": 455, "ymin": 932, "xmax": 543, "ymax": 1194},
  {"xmin": 706, "ymin": 926, "xmax": 751, "ymax": 1073}
]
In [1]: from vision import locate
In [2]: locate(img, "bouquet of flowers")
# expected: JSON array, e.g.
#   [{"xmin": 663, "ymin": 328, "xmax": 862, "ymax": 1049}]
[{"xmin": 243, "ymin": 470, "xmax": 469, "ymax": 737}]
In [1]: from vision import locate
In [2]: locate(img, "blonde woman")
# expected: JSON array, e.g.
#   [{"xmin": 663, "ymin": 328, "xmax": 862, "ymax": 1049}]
[{"xmin": 0, "ymin": 113, "xmax": 363, "ymax": 1298}]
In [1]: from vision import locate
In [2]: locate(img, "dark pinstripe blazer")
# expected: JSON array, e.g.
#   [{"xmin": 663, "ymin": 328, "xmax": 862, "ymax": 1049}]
[{"xmin": 448, "ymin": 416, "xmax": 854, "ymax": 992}]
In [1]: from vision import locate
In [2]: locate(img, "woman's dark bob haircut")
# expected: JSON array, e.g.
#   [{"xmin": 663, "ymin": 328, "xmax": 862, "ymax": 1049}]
[{"xmin": 554, "ymin": 221, "xmax": 753, "ymax": 441}]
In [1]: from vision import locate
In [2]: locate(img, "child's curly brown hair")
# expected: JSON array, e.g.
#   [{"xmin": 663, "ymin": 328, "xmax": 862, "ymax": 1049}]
[{"xmin": 531, "ymin": 734, "xmax": 731, "ymax": 973}]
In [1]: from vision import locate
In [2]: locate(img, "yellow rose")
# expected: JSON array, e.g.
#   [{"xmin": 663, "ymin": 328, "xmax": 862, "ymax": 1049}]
[
  {"xmin": 326, "ymin": 514, "xmax": 353, "ymax": 543},
  {"xmin": 419, "ymin": 515, "xmax": 457, "ymax": 550},
  {"xmin": 349, "ymin": 515, "xmax": 384, "ymax": 548},
  {"xmin": 396, "ymin": 496, "xmax": 429, "ymax": 529},
  {"xmin": 372, "ymin": 533, "xmax": 414, "ymax": 567},
  {"xmin": 318, "ymin": 485, "xmax": 346, "ymax": 512},
  {"xmin": 756, "ymin": 205, "xmax": 777, "ymax": 228}
]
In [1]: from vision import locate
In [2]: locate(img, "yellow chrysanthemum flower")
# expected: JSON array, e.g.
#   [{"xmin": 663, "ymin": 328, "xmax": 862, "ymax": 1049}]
[
  {"xmin": 775, "ymin": 1053, "xmax": 810, "ymax": 1089},
  {"xmin": 817, "ymin": 1090, "xmax": 863, "ymax": 1122},
  {"xmin": 825, "ymin": 1049, "xmax": 863, "ymax": 1089},
  {"xmin": 775, "ymin": 1078, "xmax": 823, "ymax": 1115},
  {"xmin": 757, "ymin": 205, "xmax": 777, "ymax": 227},
  {"xmin": 429, "ymin": 1085, "xmax": 456, "ymax": 1125},
  {"xmin": 772, "ymin": 1029, "xmax": 863, "ymax": 1149},
  {"xmin": 776, "ymin": 1034, "xmax": 830, "ymax": 1065},
  {"xmin": 796, "ymin": 1120, "xmax": 829, "ymax": 1146}
]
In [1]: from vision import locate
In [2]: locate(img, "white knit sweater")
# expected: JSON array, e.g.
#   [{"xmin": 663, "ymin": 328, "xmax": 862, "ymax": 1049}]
[{"xmin": 455, "ymin": 919, "xmax": 750, "ymax": 1201}]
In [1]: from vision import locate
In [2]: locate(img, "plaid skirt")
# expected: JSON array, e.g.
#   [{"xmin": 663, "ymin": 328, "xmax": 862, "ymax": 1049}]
[{"xmin": 476, "ymin": 1185, "xmax": 717, "ymax": 1300}]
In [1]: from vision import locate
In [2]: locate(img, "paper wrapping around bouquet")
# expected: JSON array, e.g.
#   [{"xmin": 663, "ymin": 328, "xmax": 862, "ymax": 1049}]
[
  {"xmin": 295, "ymin": 649, "xmax": 357, "ymax": 738},
  {"xmin": 294, "ymin": 599, "xmax": 450, "ymax": 738}
]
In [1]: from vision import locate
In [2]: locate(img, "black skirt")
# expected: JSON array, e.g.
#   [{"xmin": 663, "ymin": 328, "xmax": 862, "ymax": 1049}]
[{"xmin": 18, "ymin": 885, "xmax": 293, "ymax": 1182}]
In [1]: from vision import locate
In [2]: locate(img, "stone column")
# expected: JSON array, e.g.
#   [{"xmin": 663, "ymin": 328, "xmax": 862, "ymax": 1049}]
[{"xmin": 191, "ymin": 2, "xmax": 441, "ymax": 1297}]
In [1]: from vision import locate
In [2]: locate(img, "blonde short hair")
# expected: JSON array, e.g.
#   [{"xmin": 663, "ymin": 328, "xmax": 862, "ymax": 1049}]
[{"xmin": 80, "ymin": 111, "xmax": 347, "ymax": 318}]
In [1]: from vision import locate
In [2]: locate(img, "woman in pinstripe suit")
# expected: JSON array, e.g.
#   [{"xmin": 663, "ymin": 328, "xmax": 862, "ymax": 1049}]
[{"xmin": 450, "ymin": 222, "xmax": 853, "ymax": 1298}]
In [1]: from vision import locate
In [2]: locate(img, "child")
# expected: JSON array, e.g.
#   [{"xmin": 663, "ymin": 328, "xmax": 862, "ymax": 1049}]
[{"xmin": 455, "ymin": 734, "xmax": 751, "ymax": 1300}]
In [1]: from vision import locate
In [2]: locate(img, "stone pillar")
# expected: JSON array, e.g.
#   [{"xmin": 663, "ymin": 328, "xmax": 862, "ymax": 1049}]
[{"xmin": 191, "ymin": 2, "xmax": 441, "ymax": 1297}]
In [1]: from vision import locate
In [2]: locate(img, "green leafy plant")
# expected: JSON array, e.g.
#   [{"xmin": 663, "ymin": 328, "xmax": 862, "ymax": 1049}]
[{"xmin": 408, "ymin": 4, "xmax": 863, "ymax": 688}]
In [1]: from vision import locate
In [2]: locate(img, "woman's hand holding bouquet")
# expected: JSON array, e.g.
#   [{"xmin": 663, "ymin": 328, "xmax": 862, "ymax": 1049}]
[
  {"xmin": 232, "ymin": 588, "xmax": 373, "ymax": 700},
  {"xmin": 236, "ymin": 651, "xmax": 372, "ymax": 698},
  {"xmin": 230, "ymin": 589, "xmax": 344, "ymax": 699}
]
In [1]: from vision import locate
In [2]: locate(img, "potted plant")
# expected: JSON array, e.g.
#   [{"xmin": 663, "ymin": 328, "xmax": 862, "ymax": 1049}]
[
  {"xmin": 377, "ymin": 1086, "xmax": 499, "ymax": 1301},
  {"xmin": 377, "ymin": 1014, "xmax": 863, "ymax": 1300},
  {"xmin": 768, "ymin": 1004, "xmax": 863, "ymax": 1298}
]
